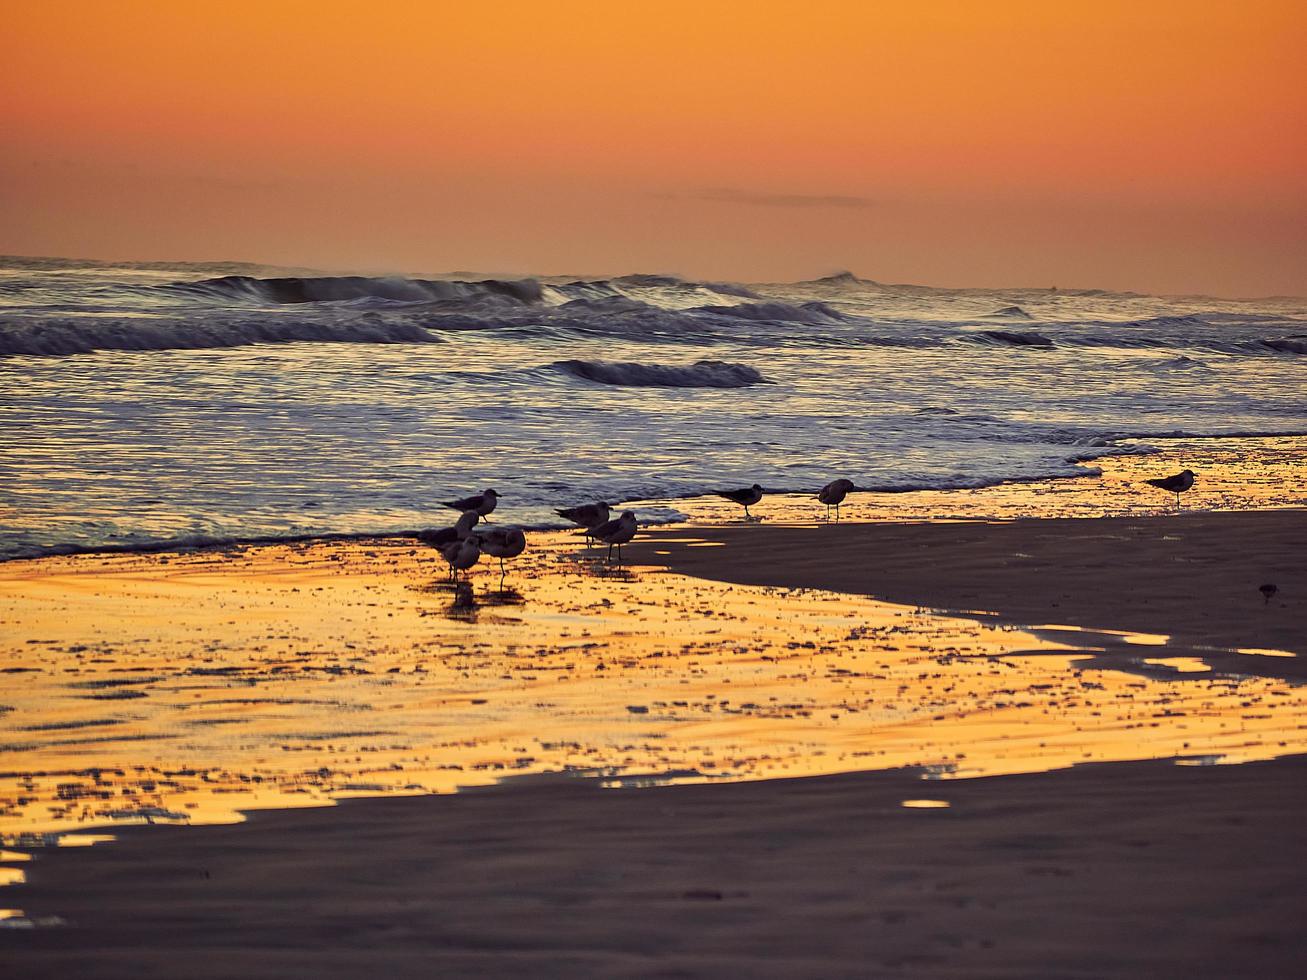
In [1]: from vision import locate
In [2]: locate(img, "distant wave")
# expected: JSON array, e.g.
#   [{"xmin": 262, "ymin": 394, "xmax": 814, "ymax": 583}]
[
  {"xmin": 1117, "ymin": 314, "xmax": 1205, "ymax": 329},
  {"xmin": 553, "ymin": 359, "xmax": 771, "ymax": 387},
  {"xmin": 975, "ymin": 330, "xmax": 1054, "ymax": 347},
  {"xmin": 983, "ymin": 305, "xmax": 1033, "ymax": 319},
  {"xmin": 693, "ymin": 300, "xmax": 849, "ymax": 324},
  {"xmin": 162, "ymin": 274, "xmax": 545, "ymax": 307},
  {"xmin": 0, "ymin": 314, "xmax": 439, "ymax": 357},
  {"xmin": 1151, "ymin": 355, "xmax": 1211, "ymax": 371},
  {"xmin": 1263, "ymin": 336, "xmax": 1307, "ymax": 354}
]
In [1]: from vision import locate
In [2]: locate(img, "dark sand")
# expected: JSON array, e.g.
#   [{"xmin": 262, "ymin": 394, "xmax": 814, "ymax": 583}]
[
  {"xmin": 640, "ymin": 510, "xmax": 1307, "ymax": 671},
  {"xmin": 4, "ymin": 757, "xmax": 1305, "ymax": 978}
]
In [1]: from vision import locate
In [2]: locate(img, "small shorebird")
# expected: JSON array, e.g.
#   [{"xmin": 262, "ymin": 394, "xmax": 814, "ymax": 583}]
[
  {"xmin": 1260, "ymin": 583, "xmax": 1278, "ymax": 605},
  {"xmin": 417, "ymin": 511, "xmax": 479, "ymax": 548},
  {"xmin": 478, "ymin": 526, "xmax": 527, "ymax": 588},
  {"xmin": 1144, "ymin": 469, "xmax": 1195, "ymax": 509},
  {"xmin": 416, "ymin": 511, "xmax": 479, "ymax": 570},
  {"xmin": 442, "ymin": 488, "xmax": 500, "ymax": 521},
  {"xmin": 818, "ymin": 478, "xmax": 855, "ymax": 522},
  {"xmin": 556, "ymin": 501, "xmax": 611, "ymax": 545},
  {"xmin": 716, "ymin": 484, "xmax": 764, "ymax": 520},
  {"xmin": 590, "ymin": 510, "xmax": 638, "ymax": 563},
  {"xmin": 440, "ymin": 536, "xmax": 481, "ymax": 582}
]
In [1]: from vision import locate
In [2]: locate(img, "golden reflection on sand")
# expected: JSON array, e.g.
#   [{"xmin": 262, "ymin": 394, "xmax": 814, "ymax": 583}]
[
  {"xmin": 647, "ymin": 435, "xmax": 1306, "ymax": 527},
  {"xmin": 2, "ymin": 519, "xmax": 1305, "ymax": 838}
]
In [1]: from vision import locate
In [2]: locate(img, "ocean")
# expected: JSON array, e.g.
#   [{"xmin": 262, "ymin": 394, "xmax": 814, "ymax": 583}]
[{"xmin": 1, "ymin": 256, "xmax": 1303, "ymax": 560}]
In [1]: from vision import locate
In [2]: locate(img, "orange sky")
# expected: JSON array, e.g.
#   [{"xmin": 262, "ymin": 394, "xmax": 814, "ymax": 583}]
[{"xmin": 3, "ymin": 1, "xmax": 1304, "ymax": 295}]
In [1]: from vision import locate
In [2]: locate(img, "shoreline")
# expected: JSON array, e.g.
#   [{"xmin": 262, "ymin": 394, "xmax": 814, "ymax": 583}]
[{"xmin": 4, "ymin": 433, "xmax": 1304, "ymax": 566}]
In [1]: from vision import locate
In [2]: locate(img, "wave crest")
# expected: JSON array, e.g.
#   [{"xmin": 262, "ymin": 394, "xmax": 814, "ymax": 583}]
[
  {"xmin": 553, "ymin": 359, "xmax": 771, "ymax": 387},
  {"xmin": 976, "ymin": 330, "xmax": 1054, "ymax": 347},
  {"xmin": 164, "ymin": 275, "xmax": 545, "ymax": 307},
  {"xmin": 0, "ymin": 314, "xmax": 439, "ymax": 356}
]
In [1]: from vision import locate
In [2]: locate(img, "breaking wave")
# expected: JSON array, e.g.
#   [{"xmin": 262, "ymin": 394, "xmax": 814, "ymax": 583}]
[
  {"xmin": 975, "ymin": 330, "xmax": 1054, "ymax": 347},
  {"xmin": 1263, "ymin": 336, "xmax": 1307, "ymax": 354},
  {"xmin": 552, "ymin": 359, "xmax": 771, "ymax": 387},
  {"xmin": 694, "ymin": 300, "xmax": 850, "ymax": 324},
  {"xmin": 0, "ymin": 314, "xmax": 440, "ymax": 357},
  {"xmin": 161, "ymin": 274, "xmax": 547, "ymax": 307}
]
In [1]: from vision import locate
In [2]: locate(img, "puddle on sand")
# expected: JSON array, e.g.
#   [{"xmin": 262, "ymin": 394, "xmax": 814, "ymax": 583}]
[{"xmin": 2, "ymin": 527, "xmax": 1305, "ymax": 840}]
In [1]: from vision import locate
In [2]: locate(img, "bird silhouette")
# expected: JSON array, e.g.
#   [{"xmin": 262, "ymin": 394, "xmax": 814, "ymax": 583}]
[
  {"xmin": 716, "ymin": 484, "xmax": 764, "ymax": 520},
  {"xmin": 556, "ymin": 501, "xmax": 611, "ymax": 546},
  {"xmin": 478, "ymin": 526, "xmax": 527, "ymax": 589},
  {"xmin": 1144, "ymin": 469, "xmax": 1195, "ymax": 509},
  {"xmin": 442, "ymin": 488, "xmax": 500, "ymax": 521},
  {"xmin": 590, "ymin": 510, "xmax": 638, "ymax": 563},
  {"xmin": 818, "ymin": 479, "xmax": 855, "ymax": 522}
]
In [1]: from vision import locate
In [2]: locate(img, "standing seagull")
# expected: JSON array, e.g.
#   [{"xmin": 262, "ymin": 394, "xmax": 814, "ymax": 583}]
[
  {"xmin": 1144, "ymin": 469, "xmax": 1195, "ymax": 510},
  {"xmin": 590, "ymin": 510, "xmax": 638, "ymax": 563},
  {"xmin": 818, "ymin": 478, "xmax": 855, "ymax": 522},
  {"xmin": 443, "ymin": 488, "xmax": 500, "ymax": 521},
  {"xmin": 556, "ymin": 501, "xmax": 611, "ymax": 545},
  {"xmin": 715, "ymin": 484, "xmax": 764, "ymax": 520},
  {"xmin": 478, "ymin": 526, "xmax": 527, "ymax": 589},
  {"xmin": 441, "ymin": 535, "xmax": 481, "ymax": 582},
  {"xmin": 415, "ymin": 511, "xmax": 479, "ymax": 571}
]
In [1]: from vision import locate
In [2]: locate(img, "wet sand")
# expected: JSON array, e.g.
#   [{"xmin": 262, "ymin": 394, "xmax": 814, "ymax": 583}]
[
  {"xmin": 3, "ymin": 756, "xmax": 1305, "ymax": 978},
  {"xmin": 2, "ymin": 442, "xmax": 1305, "ymax": 975},
  {"xmin": 638, "ymin": 510, "xmax": 1307, "ymax": 671}
]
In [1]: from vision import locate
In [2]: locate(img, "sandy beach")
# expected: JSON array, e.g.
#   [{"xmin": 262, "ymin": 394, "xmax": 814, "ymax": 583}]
[{"xmin": 2, "ymin": 446, "xmax": 1305, "ymax": 976}]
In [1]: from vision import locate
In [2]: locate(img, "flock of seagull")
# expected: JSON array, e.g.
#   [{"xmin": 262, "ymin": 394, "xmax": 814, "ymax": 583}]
[
  {"xmin": 415, "ymin": 470, "xmax": 1197, "ymax": 587},
  {"xmin": 415, "ymin": 476, "xmax": 866, "ymax": 586}
]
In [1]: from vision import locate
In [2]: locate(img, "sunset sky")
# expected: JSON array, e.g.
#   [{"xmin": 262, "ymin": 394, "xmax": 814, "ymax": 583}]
[{"xmin": 3, "ymin": 1, "xmax": 1304, "ymax": 295}]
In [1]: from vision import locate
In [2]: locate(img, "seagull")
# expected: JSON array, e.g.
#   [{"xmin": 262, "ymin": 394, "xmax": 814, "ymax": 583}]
[
  {"xmin": 1260, "ymin": 583, "xmax": 1278, "ymax": 605},
  {"xmin": 818, "ymin": 478, "xmax": 855, "ymax": 522},
  {"xmin": 1143, "ymin": 469, "xmax": 1195, "ymax": 509},
  {"xmin": 442, "ymin": 488, "xmax": 500, "ymax": 521},
  {"xmin": 417, "ymin": 511, "xmax": 479, "ymax": 548},
  {"xmin": 441, "ymin": 536, "xmax": 481, "ymax": 581},
  {"xmin": 590, "ymin": 510, "xmax": 638, "ymax": 563},
  {"xmin": 556, "ymin": 501, "xmax": 611, "ymax": 545},
  {"xmin": 478, "ymin": 526, "xmax": 527, "ymax": 589},
  {"xmin": 715, "ymin": 484, "xmax": 764, "ymax": 520},
  {"xmin": 415, "ymin": 512, "xmax": 479, "ymax": 570}
]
